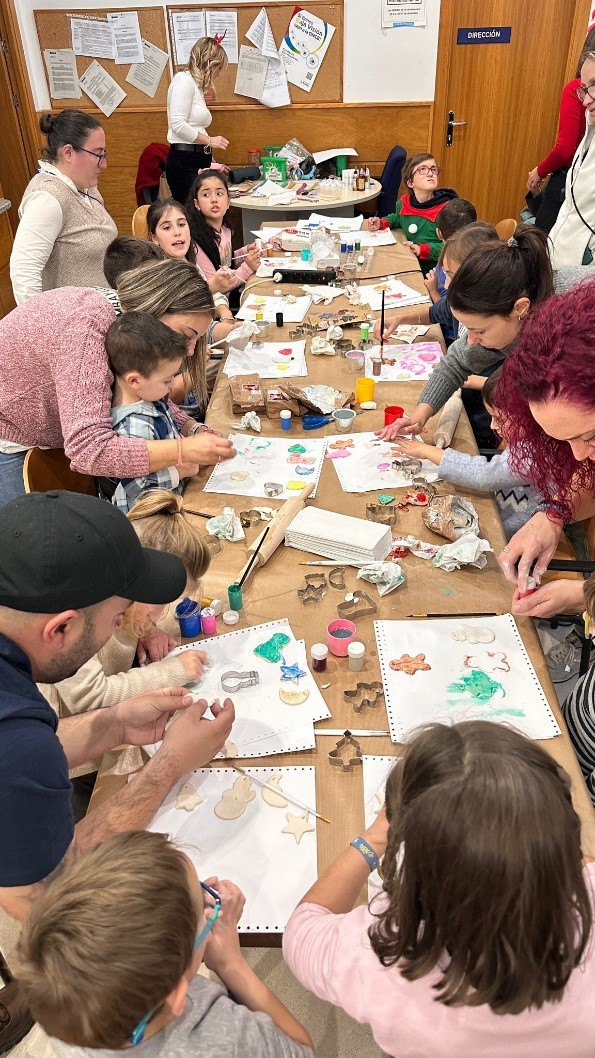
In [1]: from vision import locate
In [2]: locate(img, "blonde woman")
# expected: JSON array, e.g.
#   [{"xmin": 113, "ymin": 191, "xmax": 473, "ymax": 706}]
[{"xmin": 166, "ymin": 36, "xmax": 230, "ymax": 203}]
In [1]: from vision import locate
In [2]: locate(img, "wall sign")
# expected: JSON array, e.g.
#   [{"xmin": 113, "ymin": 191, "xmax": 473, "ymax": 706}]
[{"xmin": 457, "ymin": 26, "xmax": 512, "ymax": 45}]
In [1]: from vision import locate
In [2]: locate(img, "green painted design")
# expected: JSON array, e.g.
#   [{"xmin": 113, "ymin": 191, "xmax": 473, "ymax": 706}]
[
  {"xmin": 254, "ymin": 633, "xmax": 291, "ymax": 663},
  {"xmin": 378, "ymin": 493, "xmax": 395, "ymax": 504},
  {"xmin": 447, "ymin": 669, "xmax": 505, "ymax": 703},
  {"xmin": 288, "ymin": 444, "xmax": 307, "ymax": 454}
]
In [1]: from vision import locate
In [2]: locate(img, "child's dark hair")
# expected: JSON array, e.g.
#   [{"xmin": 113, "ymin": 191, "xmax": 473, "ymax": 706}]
[
  {"xmin": 438, "ymin": 221, "xmax": 498, "ymax": 269},
  {"xmin": 448, "ymin": 225, "xmax": 553, "ymax": 317},
  {"xmin": 103, "ymin": 236, "xmax": 163, "ymax": 288},
  {"xmin": 368, "ymin": 721, "xmax": 591, "ymax": 1014},
  {"xmin": 146, "ymin": 198, "xmax": 197, "ymax": 265},
  {"xmin": 403, "ymin": 153, "xmax": 436, "ymax": 186},
  {"xmin": 186, "ymin": 170, "xmax": 233, "ymax": 271},
  {"xmin": 39, "ymin": 109, "xmax": 102, "ymax": 163},
  {"xmin": 106, "ymin": 312, "xmax": 187, "ymax": 378},
  {"xmin": 481, "ymin": 365, "xmax": 503, "ymax": 408},
  {"xmin": 436, "ymin": 198, "xmax": 477, "ymax": 240}
]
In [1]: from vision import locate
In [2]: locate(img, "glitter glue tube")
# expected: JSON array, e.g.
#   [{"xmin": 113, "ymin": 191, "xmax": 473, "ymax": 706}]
[
  {"xmin": 200, "ymin": 607, "xmax": 217, "ymax": 635},
  {"xmin": 311, "ymin": 643, "xmax": 328, "ymax": 672},
  {"xmin": 348, "ymin": 641, "xmax": 365, "ymax": 671},
  {"xmin": 280, "ymin": 409, "xmax": 292, "ymax": 431},
  {"xmin": 227, "ymin": 583, "xmax": 243, "ymax": 611}
]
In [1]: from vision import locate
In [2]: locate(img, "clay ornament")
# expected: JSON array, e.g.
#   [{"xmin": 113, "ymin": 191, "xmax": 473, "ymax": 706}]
[
  {"xmin": 329, "ymin": 439, "xmax": 355, "ymax": 450},
  {"xmin": 282, "ymin": 810, "xmax": 315, "ymax": 844},
  {"xmin": 254, "ymin": 633, "xmax": 291, "ymax": 663},
  {"xmin": 261, "ymin": 774, "xmax": 288, "ymax": 808},
  {"xmin": 464, "ymin": 651, "xmax": 510, "ymax": 674},
  {"xmin": 175, "ymin": 782, "xmax": 203, "ymax": 812},
  {"xmin": 451, "ymin": 625, "xmax": 495, "ymax": 644},
  {"xmin": 221, "ymin": 739, "xmax": 238, "ymax": 759},
  {"xmin": 288, "ymin": 444, "xmax": 307, "ymax": 453},
  {"xmin": 279, "ymin": 688, "xmax": 310, "ymax": 705},
  {"xmin": 389, "ymin": 653, "xmax": 431, "ymax": 675},
  {"xmin": 214, "ymin": 776, "xmax": 256, "ymax": 820}
]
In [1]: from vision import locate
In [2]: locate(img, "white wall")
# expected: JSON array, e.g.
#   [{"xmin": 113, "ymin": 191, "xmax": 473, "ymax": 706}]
[{"xmin": 15, "ymin": 0, "xmax": 441, "ymax": 111}]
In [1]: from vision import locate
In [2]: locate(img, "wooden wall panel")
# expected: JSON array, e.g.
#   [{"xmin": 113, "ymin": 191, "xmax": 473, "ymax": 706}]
[{"xmin": 75, "ymin": 101, "xmax": 432, "ymax": 233}]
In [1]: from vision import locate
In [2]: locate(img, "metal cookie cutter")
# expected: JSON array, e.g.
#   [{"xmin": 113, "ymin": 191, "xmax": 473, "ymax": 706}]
[
  {"xmin": 204, "ymin": 535, "xmax": 222, "ymax": 555},
  {"xmin": 239, "ymin": 509, "xmax": 262, "ymax": 528},
  {"xmin": 328, "ymin": 730, "xmax": 363, "ymax": 771},
  {"xmin": 328, "ymin": 566, "xmax": 346, "ymax": 590},
  {"xmin": 297, "ymin": 574, "xmax": 326, "ymax": 603},
  {"xmin": 264, "ymin": 482, "xmax": 283, "ymax": 497},
  {"xmin": 337, "ymin": 590, "xmax": 378, "ymax": 620},
  {"xmin": 343, "ymin": 681, "xmax": 385, "ymax": 713},
  {"xmin": 366, "ymin": 503, "xmax": 397, "ymax": 526},
  {"xmin": 392, "ymin": 457, "xmax": 423, "ymax": 478},
  {"xmin": 220, "ymin": 670, "xmax": 260, "ymax": 693}
]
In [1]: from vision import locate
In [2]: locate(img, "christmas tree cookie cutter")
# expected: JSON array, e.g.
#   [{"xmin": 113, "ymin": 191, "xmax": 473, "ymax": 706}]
[{"xmin": 328, "ymin": 730, "xmax": 363, "ymax": 771}]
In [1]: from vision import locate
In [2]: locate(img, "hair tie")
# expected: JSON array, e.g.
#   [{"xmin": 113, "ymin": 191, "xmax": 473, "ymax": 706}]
[
  {"xmin": 213, "ymin": 30, "xmax": 227, "ymax": 47},
  {"xmin": 507, "ymin": 236, "xmax": 518, "ymax": 248}
]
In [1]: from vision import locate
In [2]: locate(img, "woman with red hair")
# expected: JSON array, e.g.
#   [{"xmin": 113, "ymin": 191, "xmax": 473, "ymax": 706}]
[{"xmin": 494, "ymin": 279, "xmax": 595, "ymax": 618}]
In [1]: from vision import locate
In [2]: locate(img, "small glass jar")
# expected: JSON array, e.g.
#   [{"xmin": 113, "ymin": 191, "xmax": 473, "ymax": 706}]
[
  {"xmin": 311, "ymin": 643, "xmax": 328, "ymax": 672},
  {"xmin": 348, "ymin": 641, "xmax": 365, "ymax": 671}
]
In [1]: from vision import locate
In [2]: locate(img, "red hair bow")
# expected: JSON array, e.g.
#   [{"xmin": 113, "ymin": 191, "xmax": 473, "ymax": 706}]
[{"xmin": 213, "ymin": 30, "xmax": 227, "ymax": 47}]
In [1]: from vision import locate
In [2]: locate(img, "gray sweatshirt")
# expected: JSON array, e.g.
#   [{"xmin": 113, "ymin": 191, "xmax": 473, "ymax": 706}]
[
  {"xmin": 51, "ymin": 977, "xmax": 314, "ymax": 1058},
  {"xmin": 437, "ymin": 448, "xmax": 540, "ymax": 539}
]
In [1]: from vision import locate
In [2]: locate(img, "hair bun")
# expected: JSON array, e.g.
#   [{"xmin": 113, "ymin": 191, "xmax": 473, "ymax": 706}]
[
  {"xmin": 128, "ymin": 489, "xmax": 183, "ymax": 521},
  {"xmin": 39, "ymin": 113, "xmax": 55, "ymax": 135}
]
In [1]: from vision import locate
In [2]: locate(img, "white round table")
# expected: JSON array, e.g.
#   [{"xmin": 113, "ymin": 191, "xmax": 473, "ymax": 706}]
[{"xmin": 233, "ymin": 179, "xmax": 381, "ymax": 242}]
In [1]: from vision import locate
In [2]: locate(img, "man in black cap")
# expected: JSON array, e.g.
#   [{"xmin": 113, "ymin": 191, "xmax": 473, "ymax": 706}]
[{"xmin": 0, "ymin": 492, "xmax": 234, "ymax": 1049}]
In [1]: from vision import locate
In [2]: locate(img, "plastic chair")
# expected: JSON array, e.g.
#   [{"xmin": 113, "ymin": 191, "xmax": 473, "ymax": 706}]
[
  {"xmin": 495, "ymin": 218, "xmax": 517, "ymax": 241},
  {"xmin": 135, "ymin": 143, "xmax": 169, "ymax": 206},
  {"xmin": 132, "ymin": 205, "xmax": 150, "ymax": 238},
  {"xmin": 23, "ymin": 448, "xmax": 97, "ymax": 496},
  {"xmin": 375, "ymin": 146, "xmax": 407, "ymax": 219}
]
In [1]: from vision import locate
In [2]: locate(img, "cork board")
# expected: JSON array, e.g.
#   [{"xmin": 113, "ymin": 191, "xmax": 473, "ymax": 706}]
[
  {"xmin": 166, "ymin": 1, "xmax": 343, "ymax": 105},
  {"xmin": 34, "ymin": 7, "xmax": 170, "ymax": 109}
]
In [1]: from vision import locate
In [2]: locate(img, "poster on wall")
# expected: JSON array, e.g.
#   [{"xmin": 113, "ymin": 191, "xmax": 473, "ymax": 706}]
[
  {"xmin": 381, "ymin": 0, "xmax": 427, "ymax": 28},
  {"xmin": 278, "ymin": 7, "xmax": 335, "ymax": 93}
]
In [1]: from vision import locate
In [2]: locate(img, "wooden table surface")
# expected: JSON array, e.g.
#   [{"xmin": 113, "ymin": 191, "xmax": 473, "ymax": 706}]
[
  {"xmin": 232, "ymin": 178, "xmax": 382, "ymax": 214},
  {"xmin": 92, "ymin": 239, "xmax": 595, "ymax": 918}
]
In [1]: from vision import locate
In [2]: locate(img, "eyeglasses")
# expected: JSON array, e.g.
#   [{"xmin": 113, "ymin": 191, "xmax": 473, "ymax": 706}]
[
  {"xmin": 413, "ymin": 165, "xmax": 441, "ymax": 177},
  {"xmin": 129, "ymin": 881, "xmax": 221, "ymax": 1046},
  {"xmin": 77, "ymin": 147, "xmax": 108, "ymax": 163},
  {"xmin": 576, "ymin": 83, "xmax": 595, "ymax": 103}
]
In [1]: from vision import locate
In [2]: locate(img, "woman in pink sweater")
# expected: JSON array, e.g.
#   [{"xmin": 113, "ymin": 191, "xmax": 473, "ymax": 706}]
[
  {"xmin": 0, "ymin": 258, "xmax": 235, "ymax": 506},
  {"xmin": 283, "ymin": 721, "xmax": 595, "ymax": 1058},
  {"xmin": 187, "ymin": 170, "xmax": 260, "ymax": 289}
]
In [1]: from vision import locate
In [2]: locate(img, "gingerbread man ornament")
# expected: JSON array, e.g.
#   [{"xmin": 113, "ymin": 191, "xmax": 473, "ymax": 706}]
[{"xmin": 389, "ymin": 653, "xmax": 431, "ymax": 675}]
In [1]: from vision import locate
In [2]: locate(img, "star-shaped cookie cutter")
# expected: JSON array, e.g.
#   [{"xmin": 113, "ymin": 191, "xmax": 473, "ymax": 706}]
[
  {"xmin": 337, "ymin": 590, "xmax": 378, "ymax": 619},
  {"xmin": 297, "ymin": 574, "xmax": 327, "ymax": 604},
  {"xmin": 220, "ymin": 670, "xmax": 260, "ymax": 693},
  {"xmin": 343, "ymin": 681, "xmax": 385, "ymax": 713},
  {"xmin": 366, "ymin": 503, "xmax": 397, "ymax": 526},
  {"xmin": 328, "ymin": 730, "xmax": 363, "ymax": 771}
]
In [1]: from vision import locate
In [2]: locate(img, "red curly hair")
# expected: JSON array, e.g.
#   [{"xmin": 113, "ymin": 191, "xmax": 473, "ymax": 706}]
[{"xmin": 494, "ymin": 279, "xmax": 595, "ymax": 521}]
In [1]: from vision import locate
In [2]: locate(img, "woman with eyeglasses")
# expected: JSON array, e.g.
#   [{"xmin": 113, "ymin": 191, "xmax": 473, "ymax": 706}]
[
  {"xmin": 549, "ymin": 50, "xmax": 595, "ymax": 268},
  {"xmin": 9, "ymin": 109, "xmax": 117, "ymax": 305}
]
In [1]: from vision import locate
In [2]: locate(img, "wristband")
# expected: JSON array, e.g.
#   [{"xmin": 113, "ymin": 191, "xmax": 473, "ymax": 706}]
[
  {"xmin": 536, "ymin": 499, "xmax": 566, "ymax": 523},
  {"xmin": 350, "ymin": 836, "xmax": 380, "ymax": 873},
  {"xmin": 176, "ymin": 437, "xmax": 184, "ymax": 467}
]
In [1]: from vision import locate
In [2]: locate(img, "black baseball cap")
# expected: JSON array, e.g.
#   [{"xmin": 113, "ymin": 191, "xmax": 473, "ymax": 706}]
[{"xmin": 0, "ymin": 491, "xmax": 187, "ymax": 612}]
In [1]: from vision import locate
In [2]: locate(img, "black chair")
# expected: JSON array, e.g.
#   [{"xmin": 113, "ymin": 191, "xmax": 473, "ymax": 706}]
[{"xmin": 376, "ymin": 145, "xmax": 407, "ymax": 218}]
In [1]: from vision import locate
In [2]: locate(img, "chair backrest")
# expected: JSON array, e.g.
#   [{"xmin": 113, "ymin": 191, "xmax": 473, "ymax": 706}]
[
  {"xmin": 495, "ymin": 218, "xmax": 517, "ymax": 241},
  {"xmin": 376, "ymin": 145, "xmax": 407, "ymax": 218},
  {"xmin": 135, "ymin": 142, "xmax": 169, "ymax": 206},
  {"xmin": 132, "ymin": 205, "xmax": 150, "ymax": 238},
  {"xmin": 23, "ymin": 449, "xmax": 97, "ymax": 496}
]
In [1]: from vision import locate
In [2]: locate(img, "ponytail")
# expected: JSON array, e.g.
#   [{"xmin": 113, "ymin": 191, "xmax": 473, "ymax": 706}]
[
  {"xmin": 127, "ymin": 489, "xmax": 211, "ymax": 588},
  {"xmin": 448, "ymin": 225, "xmax": 553, "ymax": 317}
]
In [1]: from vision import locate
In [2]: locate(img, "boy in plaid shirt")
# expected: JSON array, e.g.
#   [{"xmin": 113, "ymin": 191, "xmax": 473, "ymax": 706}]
[{"xmin": 103, "ymin": 313, "xmax": 199, "ymax": 511}]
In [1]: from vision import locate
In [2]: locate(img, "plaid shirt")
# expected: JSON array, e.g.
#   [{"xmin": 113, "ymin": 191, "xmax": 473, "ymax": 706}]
[{"xmin": 107, "ymin": 398, "xmax": 184, "ymax": 512}]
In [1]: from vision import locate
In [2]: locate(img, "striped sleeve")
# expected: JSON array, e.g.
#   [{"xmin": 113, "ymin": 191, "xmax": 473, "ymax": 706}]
[{"xmin": 562, "ymin": 665, "xmax": 595, "ymax": 805}]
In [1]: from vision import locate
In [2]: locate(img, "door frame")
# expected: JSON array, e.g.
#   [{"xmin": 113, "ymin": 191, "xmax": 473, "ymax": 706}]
[
  {"xmin": 0, "ymin": 0, "xmax": 40, "ymax": 174},
  {"xmin": 430, "ymin": 0, "xmax": 593, "ymax": 170}
]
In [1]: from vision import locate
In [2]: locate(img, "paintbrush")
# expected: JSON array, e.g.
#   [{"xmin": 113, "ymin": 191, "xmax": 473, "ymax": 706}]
[
  {"xmin": 184, "ymin": 507, "xmax": 211, "ymax": 519},
  {"xmin": 232, "ymin": 763, "xmax": 330, "ymax": 823},
  {"xmin": 238, "ymin": 526, "xmax": 270, "ymax": 588},
  {"xmin": 379, "ymin": 288, "xmax": 385, "ymax": 360}
]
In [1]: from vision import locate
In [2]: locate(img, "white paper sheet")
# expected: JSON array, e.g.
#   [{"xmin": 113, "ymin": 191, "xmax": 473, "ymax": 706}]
[
  {"xmin": 170, "ymin": 11, "xmax": 206, "ymax": 66},
  {"xmin": 79, "ymin": 60, "xmax": 126, "ymax": 117},
  {"xmin": 312, "ymin": 147, "xmax": 358, "ymax": 164},
  {"xmin": 206, "ymin": 10, "xmax": 239, "ymax": 64},
  {"xmin": 204, "ymin": 434, "xmax": 326, "ymax": 500},
  {"xmin": 234, "ymin": 45, "xmax": 269, "ymax": 100},
  {"xmin": 359, "ymin": 279, "xmax": 430, "ymax": 311},
  {"xmin": 107, "ymin": 11, "xmax": 144, "ymax": 64},
  {"xmin": 357, "ymin": 229, "xmax": 396, "ymax": 247},
  {"xmin": 297, "ymin": 213, "xmax": 364, "ymax": 232},
  {"xmin": 70, "ymin": 16, "xmax": 114, "ymax": 60},
  {"xmin": 382, "ymin": 0, "xmax": 427, "ymax": 28},
  {"xmin": 363, "ymin": 754, "xmax": 397, "ymax": 901},
  {"xmin": 237, "ymin": 294, "xmax": 312, "ymax": 324},
  {"xmin": 364, "ymin": 343, "xmax": 443, "ymax": 382},
  {"xmin": 246, "ymin": 7, "xmax": 290, "ymax": 108},
  {"xmin": 327, "ymin": 432, "xmax": 438, "ymax": 493},
  {"xmin": 147, "ymin": 766, "xmax": 318, "ymax": 931},
  {"xmin": 43, "ymin": 49, "xmax": 81, "ymax": 99},
  {"xmin": 374, "ymin": 615, "xmax": 561, "ymax": 742},
  {"xmin": 126, "ymin": 39, "xmax": 169, "ymax": 98},
  {"xmin": 223, "ymin": 340, "xmax": 307, "ymax": 379},
  {"xmin": 279, "ymin": 8, "xmax": 335, "ymax": 93}
]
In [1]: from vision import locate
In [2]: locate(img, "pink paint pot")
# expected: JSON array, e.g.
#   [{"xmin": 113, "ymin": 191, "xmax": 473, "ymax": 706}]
[
  {"xmin": 384, "ymin": 405, "xmax": 405, "ymax": 426},
  {"xmin": 327, "ymin": 619, "xmax": 357, "ymax": 656},
  {"xmin": 517, "ymin": 576, "xmax": 537, "ymax": 599}
]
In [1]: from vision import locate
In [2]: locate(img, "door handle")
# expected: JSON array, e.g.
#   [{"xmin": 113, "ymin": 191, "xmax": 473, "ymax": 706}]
[{"xmin": 446, "ymin": 110, "xmax": 467, "ymax": 147}]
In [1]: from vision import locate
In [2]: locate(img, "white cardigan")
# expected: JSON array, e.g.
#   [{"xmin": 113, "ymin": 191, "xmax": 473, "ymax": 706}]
[
  {"xmin": 167, "ymin": 70, "xmax": 212, "ymax": 144},
  {"xmin": 550, "ymin": 117, "xmax": 595, "ymax": 268}
]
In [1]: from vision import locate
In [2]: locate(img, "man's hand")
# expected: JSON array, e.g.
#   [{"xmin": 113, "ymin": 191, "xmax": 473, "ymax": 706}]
[
  {"xmin": 114, "ymin": 687, "xmax": 194, "ymax": 746},
  {"xmin": 160, "ymin": 697, "xmax": 235, "ymax": 772},
  {"xmin": 137, "ymin": 630, "xmax": 177, "ymax": 665}
]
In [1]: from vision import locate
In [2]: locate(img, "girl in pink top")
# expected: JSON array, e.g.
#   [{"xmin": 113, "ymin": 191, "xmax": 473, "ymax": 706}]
[
  {"xmin": 186, "ymin": 170, "xmax": 260, "ymax": 290},
  {"xmin": 283, "ymin": 721, "xmax": 595, "ymax": 1058}
]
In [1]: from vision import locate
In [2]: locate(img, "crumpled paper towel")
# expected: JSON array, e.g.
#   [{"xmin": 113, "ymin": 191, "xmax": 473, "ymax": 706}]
[
  {"xmin": 432, "ymin": 533, "xmax": 492, "ymax": 571},
  {"xmin": 310, "ymin": 336, "xmax": 336, "ymax": 356},
  {"xmin": 301, "ymin": 284, "xmax": 345, "ymax": 305},
  {"xmin": 423, "ymin": 495, "xmax": 479, "ymax": 541},
  {"xmin": 205, "ymin": 506, "xmax": 245, "ymax": 542},
  {"xmin": 226, "ymin": 319, "xmax": 260, "ymax": 352},
  {"xmin": 357, "ymin": 561, "xmax": 404, "ymax": 596},
  {"xmin": 392, "ymin": 535, "xmax": 438, "ymax": 559},
  {"xmin": 238, "ymin": 411, "xmax": 261, "ymax": 432}
]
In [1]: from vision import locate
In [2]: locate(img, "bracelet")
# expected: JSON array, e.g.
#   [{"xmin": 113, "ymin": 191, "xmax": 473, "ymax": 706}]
[
  {"xmin": 350, "ymin": 837, "xmax": 380, "ymax": 873},
  {"xmin": 176, "ymin": 437, "xmax": 184, "ymax": 467},
  {"xmin": 536, "ymin": 499, "xmax": 566, "ymax": 523}
]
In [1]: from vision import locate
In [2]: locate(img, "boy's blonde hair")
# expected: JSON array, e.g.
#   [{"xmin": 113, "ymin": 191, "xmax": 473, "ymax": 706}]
[
  {"xmin": 189, "ymin": 36, "xmax": 227, "ymax": 94},
  {"xmin": 17, "ymin": 832, "xmax": 198, "ymax": 1048}
]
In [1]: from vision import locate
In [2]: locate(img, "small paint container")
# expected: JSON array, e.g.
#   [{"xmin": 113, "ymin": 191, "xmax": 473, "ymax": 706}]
[
  {"xmin": 311, "ymin": 643, "xmax": 328, "ymax": 672},
  {"xmin": 517, "ymin": 576, "xmax": 537, "ymax": 599},
  {"xmin": 175, "ymin": 597, "xmax": 202, "ymax": 637},
  {"xmin": 348, "ymin": 641, "xmax": 366, "ymax": 671},
  {"xmin": 280, "ymin": 409, "xmax": 292, "ymax": 431},
  {"xmin": 372, "ymin": 358, "xmax": 382, "ymax": 377},
  {"xmin": 346, "ymin": 350, "xmax": 365, "ymax": 373},
  {"xmin": 332, "ymin": 408, "xmax": 356, "ymax": 433},
  {"xmin": 200, "ymin": 607, "xmax": 217, "ymax": 635},
  {"xmin": 276, "ymin": 311, "xmax": 284, "ymax": 328},
  {"xmin": 360, "ymin": 323, "xmax": 370, "ymax": 343},
  {"xmin": 227, "ymin": 583, "xmax": 243, "ymax": 611},
  {"xmin": 255, "ymin": 308, "xmax": 264, "ymax": 322},
  {"xmin": 301, "ymin": 248, "xmax": 311, "ymax": 261},
  {"xmin": 384, "ymin": 405, "xmax": 405, "ymax": 426},
  {"xmin": 327, "ymin": 619, "xmax": 357, "ymax": 657},
  {"xmin": 355, "ymin": 377, "xmax": 375, "ymax": 404},
  {"xmin": 222, "ymin": 609, "xmax": 240, "ymax": 625}
]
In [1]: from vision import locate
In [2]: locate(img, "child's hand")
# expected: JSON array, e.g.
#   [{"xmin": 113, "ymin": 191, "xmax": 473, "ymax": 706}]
[
  {"xmin": 244, "ymin": 247, "xmax": 261, "ymax": 272},
  {"xmin": 372, "ymin": 315, "xmax": 401, "ymax": 341},
  {"xmin": 137, "ymin": 630, "xmax": 178, "ymax": 665},
  {"xmin": 363, "ymin": 807, "xmax": 389, "ymax": 858},
  {"xmin": 178, "ymin": 649, "xmax": 207, "ymax": 682},
  {"xmin": 211, "ymin": 267, "xmax": 236, "ymax": 294},
  {"xmin": 392, "ymin": 436, "xmax": 442, "ymax": 465},
  {"xmin": 403, "ymin": 240, "xmax": 421, "ymax": 257},
  {"xmin": 367, "ymin": 217, "xmax": 382, "ymax": 231},
  {"xmin": 424, "ymin": 269, "xmax": 439, "ymax": 300},
  {"xmin": 202, "ymin": 878, "xmax": 245, "ymax": 974}
]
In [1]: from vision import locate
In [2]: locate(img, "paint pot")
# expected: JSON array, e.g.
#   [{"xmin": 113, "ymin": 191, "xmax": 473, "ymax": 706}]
[
  {"xmin": 301, "ymin": 248, "xmax": 311, "ymax": 262},
  {"xmin": 200, "ymin": 607, "xmax": 217, "ymax": 635},
  {"xmin": 332, "ymin": 408, "xmax": 356, "ymax": 433},
  {"xmin": 227, "ymin": 583, "xmax": 243, "ymax": 611},
  {"xmin": 327, "ymin": 619, "xmax": 357, "ymax": 657},
  {"xmin": 346, "ymin": 350, "xmax": 365, "ymax": 373},
  {"xmin": 372, "ymin": 358, "xmax": 382, "ymax": 377},
  {"xmin": 360, "ymin": 323, "xmax": 370, "ymax": 343},
  {"xmin": 348, "ymin": 641, "xmax": 366, "ymax": 671},
  {"xmin": 276, "ymin": 311, "xmax": 284, "ymax": 328},
  {"xmin": 311, "ymin": 643, "xmax": 328, "ymax": 672},
  {"xmin": 280, "ymin": 409, "xmax": 292, "ymax": 431},
  {"xmin": 355, "ymin": 377, "xmax": 375, "ymax": 404},
  {"xmin": 222, "ymin": 609, "xmax": 240, "ymax": 625},
  {"xmin": 175, "ymin": 597, "xmax": 202, "ymax": 637},
  {"xmin": 517, "ymin": 576, "xmax": 537, "ymax": 599},
  {"xmin": 384, "ymin": 405, "xmax": 405, "ymax": 426}
]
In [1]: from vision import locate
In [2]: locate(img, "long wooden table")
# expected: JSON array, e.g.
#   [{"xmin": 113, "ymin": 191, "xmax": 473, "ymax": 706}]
[{"xmin": 92, "ymin": 239, "xmax": 595, "ymax": 921}]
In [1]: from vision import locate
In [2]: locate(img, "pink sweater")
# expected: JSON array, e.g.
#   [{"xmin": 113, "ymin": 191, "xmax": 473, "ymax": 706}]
[
  {"xmin": 0, "ymin": 287, "xmax": 188, "ymax": 477},
  {"xmin": 283, "ymin": 863, "xmax": 595, "ymax": 1058},
  {"xmin": 194, "ymin": 225, "xmax": 254, "ymax": 289}
]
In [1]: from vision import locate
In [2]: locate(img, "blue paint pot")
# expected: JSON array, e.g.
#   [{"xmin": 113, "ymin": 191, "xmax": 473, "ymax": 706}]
[{"xmin": 175, "ymin": 597, "xmax": 202, "ymax": 637}]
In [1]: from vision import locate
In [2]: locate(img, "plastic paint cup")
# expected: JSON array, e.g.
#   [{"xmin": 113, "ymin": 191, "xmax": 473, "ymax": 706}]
[
  {"xmin": 346, "ymin": 350, "xmax": 365, "ymax": 373},
  {"xmin": 227, "ymin": 583, "xmax": 243, "ymax": 611},
  {"xmin": 301, "ymin": 248, "xmax": 311, "ymax": 261},
  {"xmin": 355, "ymin": 377, "xmax": 375, "ymax": 404},
  {"xmin": 348, "ymin": 641, "xmax": 366, "ymax": 671},
  {"xmin": 327, "ymin": 619, "xmax": 357, "ymax": 657},
  {"xmin": 372, "ymin": 358, "xmax": 382, "ymax": 377},
  {"xmin": 200, "ymin": 607, "xmax": 217, "ymax": 635},
  {"xmin": 332, "ymin": 408, "xmax": 356, "ymax": 433},
  {"xmin": 384, "ymin": 405, "xmax": 405, "ymax": 426},
  {"xmin": 175, "ymin": 597, "xmax": 202, "ymax": 637},
  {"xmin": 360, "ymin": 323, "xmax": 370, "ymax": 343},
  {"xmin": 311, "ymin": 643, "xmax": 328, "ymax": 671},
  {"xmin": 280, "ymin": 409, "xmax": 292, "ymax": 431}
]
